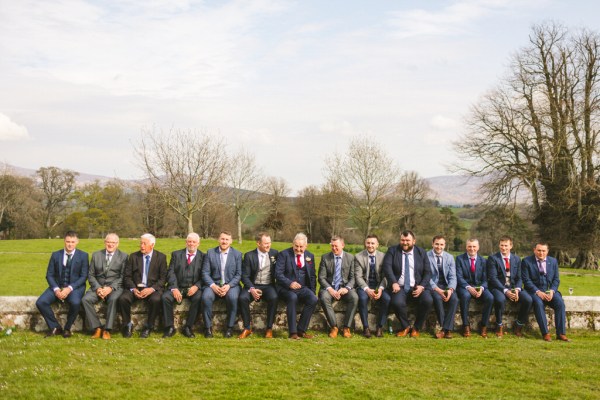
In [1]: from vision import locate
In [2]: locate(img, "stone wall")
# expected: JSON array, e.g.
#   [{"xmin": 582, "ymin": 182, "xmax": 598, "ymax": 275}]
[{"xmin": 1, "ymin": 296, "xmax": 599, "ymax": 334}]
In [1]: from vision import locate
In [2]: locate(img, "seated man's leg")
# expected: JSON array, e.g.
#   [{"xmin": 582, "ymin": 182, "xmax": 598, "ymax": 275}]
[
  {"xmin": 491, "ymin": 289, "xmax": 506, "ymax": 327},
  {"xmin": 296, "ymin": 287, "xmax": 318, "ymax": 334},
  {"xmin": 413, "ymin": 289, "xmax": 433, "ymax": 332},
  {"xmin": 341, "ymin": 289, "xmax": 359, "ymax": 329},
  {"xmin": 278, "ymin": 288, "xmax": 298, "ymax": 335},
  {"xmin": 64, "ymin": 288, "xmax": 84, "ymax": 331},
  {"xmin": 238, "ymin": 288, "xmax": 253, "ymax": 330},
  {"xmin": 224, "ymin": 285, "xmax": 240, "ymax": 329},
  {"xmin": 36, "ymin": 288, "xmax": 60, "ymax": 330},
  {"xmin": 319, "ymin": 289, "xmax": 337, "ymax": 329},
  {"xmin": 104, "ymin": 288, "xmax": 123, "ymax": 331},
  {"xmin": 549, "ymin": 291, "xmax": 567, "ymax": 336},
  {"xmin": 260, "ymin": 285, "xmax": 279, "ymax": 329},
  {"xmin": 356, "ymin": 288, "xmax": 370, "ymax": 329},
  {"xmin": 530, "ymin": 294, "xmax": 549, "ymax": 336},
  {"xmin": 201, "ymin": 287, "xmax": 216, "ymax": 329},
  {"xmin": 82, "ymin": 290, "xmax": 101, "ymax": 331},
  {"xmin": 162, "ymin": 290, "xmax": 176, "ymax": 329}
]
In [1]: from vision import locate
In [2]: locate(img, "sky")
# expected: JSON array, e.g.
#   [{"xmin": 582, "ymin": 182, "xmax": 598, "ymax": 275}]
[{"xmin": 1, "ymin": 0, "xmax": 599, "ymax": 194}]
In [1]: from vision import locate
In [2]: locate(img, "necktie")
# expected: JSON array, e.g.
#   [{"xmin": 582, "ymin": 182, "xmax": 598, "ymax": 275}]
[
  {"xmin": 369, "ymin": 255, "xmax": 376, "ymax": 276},
  {"xmin": 470, "ymin": 257, "xmax": 476, "ymax": 273},
  {"xmin": 537, "ymin": 259, "xmax": 545, "ymax": 275},
  {"xmin": 144, "ymin": 255, "xmax": 150, "ymax": 285},
  {"xmin": 105, "ymin": 253, "xmax": 112, "ymax": 274},
  {"xmin": 503, "ymin": 257, "xmax": 510, "ymax": 272},
  {"xmin": 436, "ymin": 255, "xmax": 442, "ymax": 277},
  {"xmin": 333, "ymin": 256, "xmax": 342, "ymax": 290},
  {"xmin": 187, "ymin": 253, "xmax": 193, "ymax": 265},
  {"xmin": 220, "ymin": 252, "xmax": 227, "ymax": 286},
  {"xmin": 63, "ymin": 253, "xmax": 72, "ymax": 287},
  {"xmin": 66, "ymin": 253, "xmax": 73, "ymax": 267},
  {"xmin": 403, "ymin": 252, "xmax": 410, "ymax": 292},
  {"xmin": 296, "ymin": 254, "xmax": 302, "ymax": 268}
]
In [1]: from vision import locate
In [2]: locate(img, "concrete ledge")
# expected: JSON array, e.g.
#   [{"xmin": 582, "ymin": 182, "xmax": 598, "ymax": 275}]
[{"xmin": 1, "ymin": 296, "xmax": 598, "ymax": 333}]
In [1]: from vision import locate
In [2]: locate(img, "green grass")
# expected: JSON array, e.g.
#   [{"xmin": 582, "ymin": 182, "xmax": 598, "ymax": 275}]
[{"xmin": 1, "ymin": 330, "xmax": 599, "ymax": 399}]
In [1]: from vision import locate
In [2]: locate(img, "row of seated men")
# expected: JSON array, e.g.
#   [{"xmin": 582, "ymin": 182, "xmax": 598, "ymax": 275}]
[{"xmin": 35, "ymin": 229, "xmax": 569, "ymax": 342}]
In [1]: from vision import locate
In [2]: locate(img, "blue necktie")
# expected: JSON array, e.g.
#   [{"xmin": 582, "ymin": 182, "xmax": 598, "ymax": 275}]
[
  {"xmin": 144, "ymin": 255, "xmax": 150, "ymax": 285},
  {"xmin": 333, "ymin": 256, "xmax": 342, "ymax": 290},
  {"xmin": 403, "ymin": 252, "xmax": 410, "ymax": 292}
]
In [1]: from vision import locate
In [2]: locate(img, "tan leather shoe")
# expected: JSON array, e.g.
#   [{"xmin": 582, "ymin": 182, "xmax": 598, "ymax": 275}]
[
  {"xmin": 463, "ymin": 326, "xmax": 471, "ymax": 338},
  {"xmin": 514, "ymin": 325, "xmax": 523, "ymax": 337},
  {"xmin": 557, "ymin": 334, "xmax": 571, "ymax": 342},
  {"xmin": 410, "ymin": 328, "xmax": 420, "ymax": 338},
  {"xmin": 102, "ymin": 330, "xmax": 111, "ymax": 340},
  {"xmin": 91, "ymin": 327, "xmax": 102, "ymax": 339},
  {"xmin": 480, "ymin": 326, "xmax": 488, "ymax": 338},
  {"xmin": 329, "ymin": 327, "xmax": 338, "ymax": 338},
  {"xmin": 265, "ymin": 329, "xmax": 273, "ymax": 339},
  {"xmin": 289, "ymin": 333, "xmax": 299, "ymax": 340},
  {"xmin": 396, "ymin": 327, "xmax": 410, "ymax": 337},
  {"xmin": 342, "ymin": 327, "xmax": 352, "ymax": 338},
  {"xmin": 543, "ymin": 333, "xmax": 552, "ymax": 342},
  {"xmin": 435, "ymin": 330, "xmax": 445, "ymax": 339},
  {"xmin": 444, "ymin": 330, "xmax": 453, "ymax": 339},
  {"xmin": 496, "ymin": 325, "xmax": 504, "ymax": 338},
  {"xmin": 237, "ymin": 329, "xmax": 252, "ymax": 339},
  {"xmin": 299, "ymin": 331, "xmax": 314, "ymax": 339}
]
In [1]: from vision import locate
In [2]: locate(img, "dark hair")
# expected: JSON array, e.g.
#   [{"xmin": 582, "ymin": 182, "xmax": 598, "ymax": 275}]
[
  {"xmin": 331, "ymin": 235, "xmax": 344, "ymax": 243},
  {"xmin": 366, "ymin": 234, "xmax": 379, "ymax": 241},
  {"xmin": 255, "ymin": 232, "xmax": 271, "ymax": 242},
  {"xmin": 432, "ymin": 235, "xmax": 445, "ymax": 243},
  {"xmin": 220, "ymin": 230, "xmax": 233, "ymax": 237},
  {"xmin": 400, "ymin": 230, "xmax": 416, "ymax": 240},
  {"xmin": 64, "ymin": 230, "xmax": 78, "ymax": 239},
  {"xmin": 499, "ymin": 236, "xmax": 513, "ymax": 244}
]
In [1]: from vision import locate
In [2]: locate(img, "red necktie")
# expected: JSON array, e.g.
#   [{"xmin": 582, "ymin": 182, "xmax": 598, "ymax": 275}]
[
  {"xmin": 296, "ymin": 254, "xmax": 302, "ymax": 268},
  {"xmin": 503, "ymin": 257, "xmax": 510, "ymax": 271},
  {"xmin": 187, "ymin": 253, "xmax": 193, "ymax": 265},
  {"xmin": 470, "ymin": 257, "xmax": 475, "ymax": 273}
]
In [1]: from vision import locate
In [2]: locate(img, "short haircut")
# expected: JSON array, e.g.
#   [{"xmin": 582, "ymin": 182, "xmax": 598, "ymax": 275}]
[
  {"xmin": 186, "ymin": 232, "xmax": 200, "ymax": 242},
  {"xmin": 141, "ymin": 233, "xmax": 156, "ymax": 245},
  {"xmin": 105, "ymin": 233, "xmax": 119, "ymax": 242},
  {"xmin": 64, "ymin": 230, "xmax": 78, "ymax": 239},
  {"xmin": 331, "ymin": 235, "xmax": 344, "ymax": 243},
  {"xmin": 432, "ymin": 235, "xmax": 445, "ymax": 243},
  {"xmin": 534, "ymin": 241, "xmax": 549, "ymax": 248},
  {"xmin": 466, "ymin": 238, "xmax": 479, "ymax": 245},
  {"xmin": 366, "ymin": 234, "xmax": 379, "ymax": 241},
  {"xmin": 220, "ymin": 230, "xmax": 232, "ymax": 238},
  {"xmin": 294, "ymin": 232, "xmax": 308, "ymax": 244},
  {"xmin": 400, "ymin": 230, "xmax": 416, "ymax": 240},
  {"xmin": 255, "ymin": 232, "xmax": 271, "ymax": 242},
  {"xmin": 499, "ymin": 235, "xmax": 513, "ymax": 244}
]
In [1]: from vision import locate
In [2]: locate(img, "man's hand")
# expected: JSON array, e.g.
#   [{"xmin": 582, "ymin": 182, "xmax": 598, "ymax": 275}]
[
  {"xmin": 249, "ymin": 288, "xmax": 262, "ymax": 301},
  {"xmin": 221, "ymin": 284, "xmax": 231, "ymax": 297},
  {"xmin": 392, "ymin": 283, "xmax": 400, "ymax": 293},
  {"xmin": 467, "ymin": 286, "xmax": 480, "ymax": 298},
  {"xmin": 173, "ymin": 288, "xmax": 183, "ymax": 303},
  {"xmin": 187, "ymin": 286, "xmax": 198, "ymax": 297},
  {"xmin": 290, "ymin": 281, "xmax": 302, "ymax": 290},
  {"xmin": 412, "ymin": 285, "xmax": 424, "ymax": 298},
  {"xmin": 338, "ymin": 287, "xmax": 349, "ymax": 296},
  {"xmin": 506, "ymin": 290, "xmax": 518, "ymax": 302},
  {"xmin": 328, "ymin": 287, "xmax": 341, "ymax": 300},
  {"xmin": 211, "ymin": 283, "xmax": 223, "ymax": 297}
]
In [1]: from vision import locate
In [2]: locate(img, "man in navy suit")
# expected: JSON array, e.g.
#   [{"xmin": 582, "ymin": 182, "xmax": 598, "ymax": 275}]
[
  {"xmin": 275, "ymin": 232, "xmax": 318, "ymax": 339},
  {"xmin": 427, "ymin": 235, "xmax": 458, "ymax": 339},
  {"xmin": 201, "ymin": 230, "xmax": 242, "ymax": 338},
  {"xmin": 238, "ymin": 232, "xmax": 279, "ymax": 339},
  {"xmin": 36, "ymin": 231, "xmax": 89, "ymax": 338},
  {"xmin": 162, "ymin": 232, "xmax": 205, "ymax": 338},
  {"xmin": 522, "ymin": 241, "xmax": 570, "ymax": 342},
  {"xmin": 118, "ymin": 233, "xmax": 168, "ymax": 338},
  {"xmin": 486, "ymin": 236, "xmax": 532, "ymax": 338},
  {"xmin": 456, "ymin": 238, "xmax": 493, "ymax": 338},
  {"xmin": 382, "ymin": 230, "xmax": 433, "ymax": 338}
]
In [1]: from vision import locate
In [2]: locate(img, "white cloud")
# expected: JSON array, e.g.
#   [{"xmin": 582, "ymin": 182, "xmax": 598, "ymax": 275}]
[
  {"xmin": 430, "ymin": 115, "xmax": 460, "ymax": 131},
  {"xmin": 0, "ymin": 114, "xmax": 30, "ymax": 141}
]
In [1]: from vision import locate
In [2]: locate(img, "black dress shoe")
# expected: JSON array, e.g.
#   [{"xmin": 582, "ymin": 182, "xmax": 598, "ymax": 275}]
[
  {"xmin": 224, "ymin": 328, "xmax": 233, "ymax": 338},
  {"xmin": 140, "ymin": 327, "xmax": 151, "ymax": 338},
  {"xmin": 45, "ymin": 327, "xmax": 63, "ymax": 337},
  {"xmin": 204, "ymin": 327, "xmax": 213, "ymax": 338},
  {"xmin": 163, "ymin": 326, "xmax": 175, "ymax": 338},
  {"xmin": 123, "ymin": 325, "xmax": 133, "ymax": 338},
  {"xmin": 62, "ymin": 329, "xmax": 72, "ymax": 338},
  {"xmin": 182, "ymin": 326, "xmax": 195, "ymax": 338},
  {"xmin": 363, "ymin": 327, "xmax": 372, "ymax": 338},
  {"xmin": 375, "ymin": 327, "xmax": 383, "ymax": 338}
]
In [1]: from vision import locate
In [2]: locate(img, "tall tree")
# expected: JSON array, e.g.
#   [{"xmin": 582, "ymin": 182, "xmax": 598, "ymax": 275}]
[
  {"xmin": 135, "ymin": 127, "xmax": 227, "ymax": 235},
  {"xmin": 259, "ymin": 177, "xmax": 290, "ymax": 241},
  {"xmin": 36, "ymin": 166, "xmax": 77, "ymax": 238},
  {"xmin": 455, "ymin": 22, "xmax": 600, "ymax": 269}
]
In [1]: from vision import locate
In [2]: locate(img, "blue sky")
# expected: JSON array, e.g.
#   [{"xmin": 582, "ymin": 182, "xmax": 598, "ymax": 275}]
[{"xmin": 0, "ymin": 0, "xmax": 598, "ymax": 193}]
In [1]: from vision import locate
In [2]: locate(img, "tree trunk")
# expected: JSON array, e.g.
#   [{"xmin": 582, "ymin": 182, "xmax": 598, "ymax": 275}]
[
  {"xmin": 236, "ymin": 211, "xmax": 243, "ymax": 244},
  {"xmin": 572, "ymin": 249, "xmax": 598, "ymax": 270},
  {"xmin": 187, "ymin": 214, "xmax": 193, "ymax": 235}
]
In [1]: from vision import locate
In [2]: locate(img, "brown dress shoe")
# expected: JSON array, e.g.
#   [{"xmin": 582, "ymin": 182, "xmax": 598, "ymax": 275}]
[
  {"xmin": 238, "ymin": 329, "xmax": 252, "ymax": 339},
  {"xmin": 463, "ymin": 326, "xmax": 471, "ymax": 338},
  {"xmin": 444, "ymin": 330, "xmax": 453, "ymax": 339},
  {"xmin": 543, "ymin": 333, "xmax": 552, "ymax": 342},
  {"xmin": 557, "ymin": 334, "xmax": 571, "ymax": 342},
  {"xmin": 289, "ymin": 333, "xmax": 300, "ymax": 340},
  {"xmin": 91, "ymin": 327, "xmax": 102, "ymax": 339},
  {"xmin": 396, "ymin": 327, "xmax": 410, "ymax": 337},
  {"xmin": 299, "ymin": 331, "xmax": 314, "ymax": 339},
  {"xmin": 514, "ymin": 325, "xmax": 523, "ymax": 337},
  {"xmin": 410, "ymin": 328, "xmax": 420, "ymax": 338},
  {"xmin": 102, "ymin": 330, "xmax": 111, "ymax": 340},
  {"xmin": 265, "ymin": 329, "xmax": 273, "ymax": 339},
  {"xmin": 62, "ymin": 330, "xmax": 72, "ymax": 338},
  {"xmin": 496, "ymin": 326, "xmax": 504, "ymax": 338},
  {"xmin": 363, "ymin": 328, "xmax": 372, "ymax": 338},
  {"xmin": 342, "ymin": 327, "xmax": 352, "ymax": 338},
  {"xmin": 375, "ymin": 327, "xmax": 383, "ymax": 338},
  {"xmin": 329, "ymin": 327, "xmax": 338, "ymax": 338},
  {"xmin": 480, "ymin": 326, "xmax": 488, "ymax": 338},
  {"xmin": 435, "ymin": 330, "xmax": 445, "ymax": 339}
]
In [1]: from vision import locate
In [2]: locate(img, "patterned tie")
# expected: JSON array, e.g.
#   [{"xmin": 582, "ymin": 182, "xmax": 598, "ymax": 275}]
[
  {"xmin": 333, "ymin": 256, "xmax": 342, "ymax": 290},
  {"xmin": 503, "ymin": 257, "xmax": 510, "ymax": 272},
  {"xmin": 537, "ymin": 259, "xmax": 545, "ymax": 275},
  {"xmin": 143, "ymin": 255, "xmax": 150, "ymax": 286},
  {"xmin": 296, "ymin": 254, "xmax": 302, "ymax": 268},
  {"xmin": 403, "ymin": 252, "xmax": 410, "ymax": 292},
  {"xmin": 369, "ymin": 255, "xmax": 377, "ymax": 285},
  {"xmin": 105, "ymin": 253, "xmax": 112, "ymax": 274},
  {"xmin": 470, "ymin": 257, "xmax": 476, "ymax": 274},
  {"xmin": 62, "ymin": 253, "xmax": 72, "ymax": 287},
  {"xmin": 436, "ymin": 255, "xmax": 442, "ymax": 276}
]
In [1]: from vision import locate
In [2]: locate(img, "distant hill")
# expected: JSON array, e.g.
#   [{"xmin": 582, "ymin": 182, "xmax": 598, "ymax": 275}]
[{"xmin": 1, "ymin": 163, "xmax": 126, "ymax": 186}]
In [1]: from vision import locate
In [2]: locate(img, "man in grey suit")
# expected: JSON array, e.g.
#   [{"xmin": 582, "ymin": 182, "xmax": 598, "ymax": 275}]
[
  {"xmin": 354, "ymin": 234, "xmax": 389, "ymax": 338},
  {"xmin": 318, "ymin": 235, "xmax": 358, "ymax": 338},
  {"xmin": 201, "ymin": 230, "xmax": 242, "ymax": 338},
  {"xmin": 162, "ymin": 232, "xmax": 205, "ymax": 338},
  {"xmin": 427, "ymin": 235, "xmax": 458, "ymax": 339},
  {"xmin": 82, "ymin": 233, "xmax": 128, "ymax": 340}
]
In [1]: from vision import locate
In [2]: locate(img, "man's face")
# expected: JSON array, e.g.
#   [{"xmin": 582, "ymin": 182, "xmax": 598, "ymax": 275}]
[
  {"xmin": 104, "ymin": 235, "xmax": 119, "ymax": 253},
  {"xmin": 64, "ymin": 236, "xmax": 79, "ymax": 253},
  {"xmin": 466, "ymin": 241, "xmax": 479, "ymax": 257},
  {"xmin": 534, "ymin": 244, "xmax": 549, "ymax": 260},
  {"xmin": 186, "ymin": 236, "xmax": 200, "ymax": 253},
  {"xmin": 219, "ymin": 233, "xmax": 232, "ymax": 251},
  {"xmin": 330, "ymin": 239, "xmax": 344, "ymax": 256},
  {"xmin": 365, "ymin": 237, "xmax": 379, "ymax": 254},
  {"xmin": 499, "ymin": 240, "xmax": 512, "ymax": 256},
  {"xmin": 399, "ymin": 234, "xmax": 415, "ymax": 252},
  {"xmin": 293, "ymin": 240, "xmax": 307, "ymax": 255},
  {"xmin": 140, "ymin": 238, "xmax": 154, "ymax": 255},
  {"xmin": 257, "ymin": 236, "xmax": 272, "ymax": 253},
  {"xmin": 432, "ymin": 238, "xmax": 446, "ymax": 255}
]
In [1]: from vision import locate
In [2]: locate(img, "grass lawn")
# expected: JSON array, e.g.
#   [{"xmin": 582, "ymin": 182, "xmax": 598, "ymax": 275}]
[{"xmin": 1, "ymin": 330, "xmax": 599, "ymax": 399}]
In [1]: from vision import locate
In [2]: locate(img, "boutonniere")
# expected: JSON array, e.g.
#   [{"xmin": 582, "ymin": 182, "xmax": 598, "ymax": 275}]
[
  {"xmin": 306, "ymin": 257, "xmax": 312, "ymax": 262},
  {"xmin": 270, "ymin": 256, "xmax": 276, "ymax": 263}
]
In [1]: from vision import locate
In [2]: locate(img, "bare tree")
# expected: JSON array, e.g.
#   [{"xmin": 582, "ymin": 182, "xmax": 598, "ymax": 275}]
[
  {"xmin": 0, "ymin": 168, "xmax": 42, "ymax": 238},
  {"xmin": 225, "ymin": 150, "xmax": 264, "ymax": 243},
  {"xmin": 393, "ymin": 171, "xmax": 433, "ymax": 231},
  {"xmin": 259, "ymin": 177, "xmax": 290, "ymax": 241},
  {"xmin": 135, "ymin": 127, "xmax": 227, "ymax": 235},
  {"xmin": 36, "ymin": 166, "xmax": 77, "ymax": 238},
  {"xmin": 324, "ymin": 135, "xmax": 400, "ymax": 237}
]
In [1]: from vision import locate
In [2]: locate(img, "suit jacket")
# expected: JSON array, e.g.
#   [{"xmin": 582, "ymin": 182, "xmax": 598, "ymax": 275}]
[
  {"xmin": 354, "ymin": 249, "xmax": 387, "ymax": 290},
  {"xmin": 88, "ymin": 248, "xmax": 128, "ymax": 291},
  {"xmin": 241, "ymin": 248, "xmax": 279, "ymax": 288},
  {"xmin": 382, "ymin": 245, "xmax": 431, "ymax": 289},
  {"xmin": 455, "ymin": 253, "xmax": 488, "ymax": 289},
  {"xmin": 123, "ymin": 250, "xmax": 167, "ymax": 293},
  {"xmin": 521, "ymin": 254, "xmax": 560, "ymax": 294},
  {"xmin": 426, "ymin": 250, "xmax": 457, "ymax": 290},
  {"xmin": 486, "ymin": 252, "xmax": 523, "ymax": 292},
  {"xmin": 46, "ymin": 249, "xmax": 89, "ymax": 291},
  {"xmin": 275, "ymin": 247, "xmax": 316, "ymax": 293},
  {"xmin": 319, "ymin": 251, "xmax": 355, "ymax": 291},
  {"xmin": 167, "ymin": 249, "xmax": 205, "ymax": 290},
  {"xmin": 201, "ymin": 246, "xmax": 242, "ymax": 288}
]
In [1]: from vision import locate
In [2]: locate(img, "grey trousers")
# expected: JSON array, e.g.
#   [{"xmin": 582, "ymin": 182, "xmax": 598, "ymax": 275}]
[
  {"xmin": 319, "ymin": 288, "xmax": 359, "ymax": 329},
  {"xmin": 82, "ymin": 288, "xmax": 123, "ymax": 331}
]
